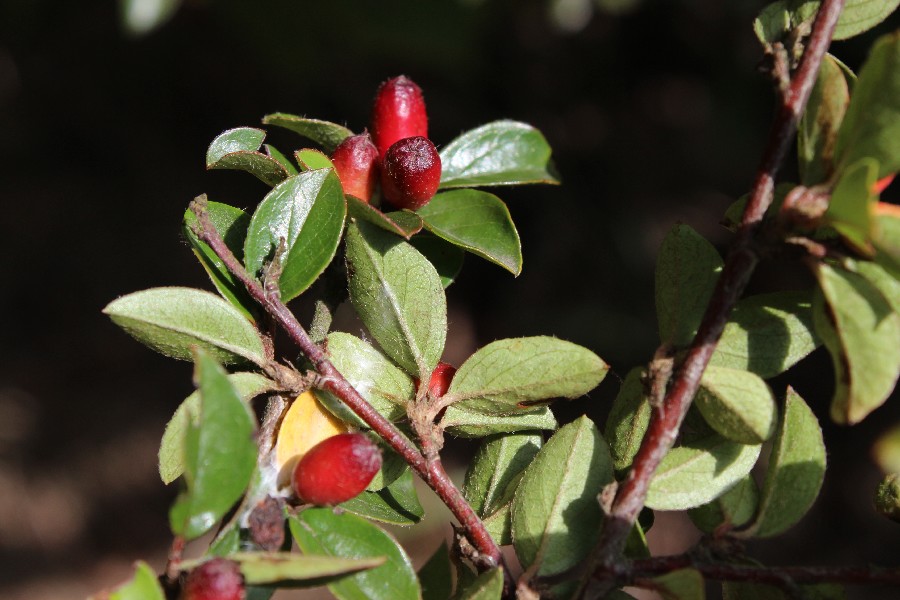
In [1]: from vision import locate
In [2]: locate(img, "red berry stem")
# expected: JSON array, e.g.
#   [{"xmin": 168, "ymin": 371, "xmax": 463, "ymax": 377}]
[{"xmin": 188, "ymin": 198, "xmax": 505, "ymax": 574}]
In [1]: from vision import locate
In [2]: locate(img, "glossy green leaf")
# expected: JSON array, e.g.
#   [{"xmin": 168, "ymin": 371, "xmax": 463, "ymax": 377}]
[
  {"xmin": 742, "ymin": 388, "xmax": 826, "ymax": 538},
  {"xmin": 439, "ymin": 120, "xmax": 559, "ymax": 188},
  {"xmin": 799, "ymin": 54, "xmax": 851, "ymax": 185},
  {"xmin": 339, "ymin": 469, "xmax": 424, "ymax": 526},
  {"xmin": 103, "ymin": 287, "xmax": 266, "ymax": 366},
  {"xmin": 408, "ymin": 233, "xmax": 465, "ymax": 288},
  {"xmin": 104, "ymin": 561, "xmax": 165, "ymax": 600},
  {"xmin": 345, "ymin": 220, "xmax": 447, "ymax": 378},
  {"xmin": 159, "ymin": 372, "xmax": 274, "ymax": 484},
  {"xmin": 244, "ymin": 169, "xmax": 347, "ymax": 302},
  {"xmin": 813, "ymin": 262, "xmax": 900, "ymax": 424},
  {"xmin": 206, "ymin": 127, "xmax": 290, "ymax": 186},
  {"xmin": 696, "ymin": 366, "xmax": 777, "ymax": 444},
  {"xmin": 709, "ymin": 291, "xmax": 820, "ymax": 378},
  {"xmin": 456, "ymin": 568, "xmax": 503, "ymax": 600},
  {"xmin": 827, "ymin": 158, "xmax": 878, "ymax": 254},
  {"xmin": 511, "ymin": 416, "xmax": 614, "ymax": 577},
  {"xmin": 118, "ymin": 0, "xmax": 180, "ymax": 36},
  {"xmin": 605, "ymin": 368, "xmax": 651, "ymax": 472},
  {"xmin": 791, "ymin": 0, "xmax": 900, "ymax": 41},
  {"xmin": 873, "ymin": 423, "xmax": 900, "ymax": 474},
  {"xmin": 464, "ymin": 432, "xmax": 542, "ymax": 517},
  {"xmin": 417, "ymin": 190, "xmax": 521, "ymax": 275},
  {"xmin": 445, "ymin": 337, "xmax": 608, "ymax": 416},
  {"xmin": 645, "ymin": 569, "xmax": 704, "ymax": 600},
  {"xmin": 296, "ymin": 148, "xmax": 335, "ymax": 171},
  {"xmin": 418, "ymin": 543, "xmax": 452, "ymax": 600},
  {"xmin": 289, "ymin": 508, "xmax": 419, "ymax": 600},
  {"xmin": 441, "ymin": 405, "xmax": 557, "ymax": 437},
  {"xmin": 183, "ymin": 199, "xmax": 257, "ymax": 320},
  {"xmin": 655, "ymin": 224, "xmax": 723, "ymax": 347},
  {"xmin": 347, "ymin": 196, "xmax": 424, "ymax": 240},
  {"xmin": 264, "ymin": 144, "xmax": 299, "ymax": 175},
  {"xmin": 232, "ymin": 552, "xmax": 384, "ymax": 585},
  {"xmin": 169, "ymin": 351, "xmax": 257, "ymax": 540},
  {"xmin": 688, "ymin": 475, "xmax": 759, "ymax": 534},
  {"xmin": 645, "ymin": 434, "xmax": 761, "ymax": 511},
  {"xmin": 834, "ymin": 31, "xmax": 900, "ymax": 178},
  {"xmin": 262, "ymin": 113, "xmax": 354, "ymax": 153}
]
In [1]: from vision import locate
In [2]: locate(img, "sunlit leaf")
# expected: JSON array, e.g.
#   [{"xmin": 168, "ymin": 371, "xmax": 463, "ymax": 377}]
[
  {"xmin": 696, "ymin": 366, "xmax": 777, "ymax": 444},
  {"xmin": 262, "ymin": 113, "xmax": 354, "ymax": 153},
  {"xmin": 441, "ymin": 405, "xmax": 557, "ymax": 437},
  {"xmin": 206, "ymin": 127, "xmax": 290, "ymax": 186}
]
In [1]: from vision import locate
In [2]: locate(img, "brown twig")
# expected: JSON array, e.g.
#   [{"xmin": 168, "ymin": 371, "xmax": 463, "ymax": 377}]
[
  {"xmin": 585, "ymin": 0, "xmax": 846, "ymax": 590},
  {"xmin": 188, "ymin": 198, "xmax": 505, "ymax": 574}
]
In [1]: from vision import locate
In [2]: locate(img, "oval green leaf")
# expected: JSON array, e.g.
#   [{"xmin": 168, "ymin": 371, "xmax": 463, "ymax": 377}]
[
  {"xmin": 417, "ymin": 189, "xmax": 522, "ymax": 275},
  {"xmin": 296, "ymin": 148, "xmax": 335, "ymax": 171},
  {"xmin": 511, "ymin": 416, "xmax": 614, "ymax": 577},
  {"xmin": 605, "ymin": 367, "xmax": 651, "ymax": 473},
  {"xmin": 456, "ymin": 568, "xmax": 504, "ymax": 600},
  {"xmin": 792, "ymin": 0, "xmax": 900, "ymax": 42},
  {"xmin": 441, "ymin": 405, "xmax": 557, "ymax": 437},
  {"xmin": 103, "ymin": 287, "xmax": 266, "ymax": 366},
  {"xmin": 645, "ymin": 434, "xmax": 761, "ymax": 511},
  {"xmin": 289, "ymin": 508, "xmax": 419, "ymax": 600},
  {"xmin": 445, "ymin": 337, "xmax": 608, "ymax": 416},
  {"xmin": 696, "ymin": 366, "xmax": 777, "ymax": 444},
  {"xmin": 826, "ymin": 158, "xmax": 878, "ymax": 255},
  {"xmin": 206, "ymin": 127, "xmax": 290, "ymax": 186},
  {"xmin": 345, "ymin": 220, "xmax": 447, "ymax": 377},
  {"xmin": 262, "ymin": 113, "xmax": 354, "ymax": 154},
  {"xmin": 339, "ymin": 469, "xmax": 424, "ymax": 526},
  {"xmin": 103, "ymin": 561, "xmax": 165, "ymax": 600},
  {"xmin": 644, "ymin": 568, "xmax": 704, "ymax": 600},
  {"xmin": 463, "ymin": 432, "xmax": 542, "ymax": 517},
  {"xmin": 439, "ymin": 120, "xmax": 559, "ymax": 188},
  {"xmin": 231, "ymin": 552, "xmax": 384, "ymax": 586},
  {"xmin": 408, "ymin": 233, "xmax": 465, "ymax": 288},
  {"xmin": 799, "ymin": 54, "xmax": 851, "ymax": 185},
  {"xmin": 347, "ymin": 196, "xmax": 424, "ymax": 240},
  {"xmin": 687, "ymin": 475, "xmax": 759, "ymax": 534}
]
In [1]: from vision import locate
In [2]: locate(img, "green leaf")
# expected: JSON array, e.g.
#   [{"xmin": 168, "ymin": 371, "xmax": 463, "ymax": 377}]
[
  {"xmin": 345, "ymin": 220, "xmax": 447, "ymax": 378},
  {"xmin": 289, "ymin": 508, "xmax": 419, "ymax": 600},
  {"xmin": 296, "ymin": 148, "xmax": 335, "ymax": 171},
  {"xmin": 855, "ymin": 258, "xmax": 900, "ymax": 314},
  {"xmin": 159, "ymin": 372, "xmax": 274, "ymax": 484},
  {"xmin": 813, "ymin": 261, "xmax": 900, "ymax": 423},
  {"xmin": 103, "ymin": 287, "xmax": 266, "ymax": 366},
  {"xmin": 243, "ymin": 169, "xmax": 347, "ymax": 302},
  {"xmin": 169, "ymin": 350, "xmax": 257, "ymax": 540},
  {"xmin": 347, "ymin": 196, "xmax": 424, "ymax": 240},
  {"xmin": 645, "ymin": 434, "xmax": 761, "ymax": 511},
  {"xmin": 439, "ymin": 120, "xmax": 559, "ymax": 188},
  {"xmin": 408, "ymin": 233, "xmax": 466, "ymax": 288},
  {"xmin": 605, "ymin": 367, "xmax": 651, "ymax": 473},
  {"xmin": 232, "ymin": 552, "xmax": 384, "ymax": 586},
  {"xmin": 456, "ymin": 568, "xmax": 504, "ymax": 600},
  {"xmin": 696, "ymin": 366, "xmax": 777, "ymax": 444},
  {"xmin": 418, "ymin": 543, "xmax": 452, "ymax": 600},
  {"xmin": 339, "ymin": 469, "xmax": 424, "ymax": 526},
  {"xmin": 264, "ymin": 144, "xmax": 299, "ymax": 175},
  {"xmin": 645, "ymin": 569, "xmax": 704, "ymax": 600},
  {"xmin": 791, "ymin": 0, "xmax": 900, "ymax": 41},
  {"xmin": 741, "ymin": 388, "xmax": 826, "ymax": 538},
  {"xmin": 827, "ymin": 158, "xmax": 878, "ymax": 254},
  {"xmin": 834, "ymin": 31, "xmax": 900, "ymax": 178},
  {"xmin": 688, "ymin": 475, "xmax": 759, "ymax": 534},
  {"xmin": 799, "ymin": 54, "xmax": 851, "ymax": 185},
  {"xmin": 104, "ymin": 561, "xmax": 165, "ymax": 600},
  {"xmin": 366, "ymin": 444, "xmax": 408, "ymax": 491},
  {"xmin": 206, "ymin": 127, "xmax": 290, "ymax": 187},
  {"xmin": 511, "ymin": 416, "xmax": 614, "ymax": 577},
  {"xmin": 441, "ymin": 405, "xmax": 557, "ymax": 437},
  {"xmin": 874, "ymin": 209, "xmax": 900, "ymax": 278},
  {"xmin": 463, "ymin": 432, "xmax": 542, "ymax": 517},
  {"xmin": 482, "ymin": 501, "xmax": 514, "ymax": 546},
  {"xmin": 316, "ymin": 332, "xmax": 413, "ymax": 426},
  {"xmin": 262, "ymin": 113, "xmax": 354, "ymax": 154},
  {"xmin": 417, "ymin": 190, "xmax": 522, "ymax": 275},
  {"xmin": 445, "ymin": 337, "xmax": 608, "ymax": 416},
  {"xmin": 655, "ymin": 224, "xmax": 723, "ymax": 347},
  {"xmin": 183, "ymin": 199, "xmax": 257, "ymax": 320},
  {"xmin": 753, "ymin": 1, "xmax": 790, "ymax": 46},
  {"xmin": 709, "ymin": 291, "xmax": 820, "ymax": 378}
]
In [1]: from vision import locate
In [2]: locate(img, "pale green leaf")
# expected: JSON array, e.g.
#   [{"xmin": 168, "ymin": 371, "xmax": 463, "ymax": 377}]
[
  {"xmin": 441, "ymin": 405, "xmax": 557, "ymax": 437},
  {"xmin": 696, "ymin": 366, "xmax": 777, "ymax": 444},
  {"xmin": 605, "ymin": 367, "xmax": 651, "ymax": 472}
]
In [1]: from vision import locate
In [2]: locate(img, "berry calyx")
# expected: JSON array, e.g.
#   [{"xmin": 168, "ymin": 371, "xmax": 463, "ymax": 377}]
[
  {"xmin": 291, "ymin": 432, "xmax": 382, "ymax": 506},
  {"xmin": 381, "ymin": 136, "xmax": 442, "ymax": 210},
  {"xmin": 331, "ymin": 132, "xmax": 379, "ymax": 202},
  {"xmin": 426, "ymin": 362, "xmax": 456, "ymax": 398},
  {"xmin": 370, "ymin": 75, "xmax": 428, "ymax": 158},
  {"xmin": 181, "ymin": 558, "xmax": 245, "ymax": 600}
]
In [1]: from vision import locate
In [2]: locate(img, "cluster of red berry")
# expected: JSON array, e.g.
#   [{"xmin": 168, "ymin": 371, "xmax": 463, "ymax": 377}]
[{"xmin": 331, "ymin": 76, "xmax": 442, "ymax": 210}]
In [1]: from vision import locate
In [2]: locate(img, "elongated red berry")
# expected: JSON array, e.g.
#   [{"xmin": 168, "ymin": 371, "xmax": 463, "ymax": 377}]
[
  {"xmin": 291, "ymin": 432, "xmax": 382, "ymax": 506},
  {"xmin": 331, "ymin": 132, "xmax": 379, "ymax": 202},
  {"xmin": 427, "ymin": 362, "xmax": 456, "ymax": 398},
  {"xmin": 370, "ymin": 76, "xmax": 428, "ymax": 158},
  {"xmin": 381, "ymin": 136, "xmax": 442, "ymax": 210},
  {"xmin": 181, "ymin": 558, "xmax": 245, "ymax": 600}
]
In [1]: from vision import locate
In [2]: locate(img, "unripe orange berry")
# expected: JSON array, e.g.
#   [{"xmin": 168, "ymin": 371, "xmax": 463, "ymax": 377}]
[
  {"xmin": 381, "ymin": 136, "xmax": 442, "ymax": 211},
  {"xmin": 370, "ymin": 75, "xmax": 428, "ymax": 159},
  {"xmin": 291, "ymin": 433, "xmax": 382, "ymax": 506},
  {"xmin": 181, "ymin": 558, "xmax": 244, "ymax": 600},
  {"xmin": 331, "ymin": 132, "xmax": 379, "ymax": 202}
]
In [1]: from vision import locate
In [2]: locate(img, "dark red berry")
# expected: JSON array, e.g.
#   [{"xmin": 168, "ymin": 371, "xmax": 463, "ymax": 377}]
[
  {"xmin": 427, "ymin": 362, "xmax": 456, "ymax": 398},
  {"xmin": 381, "ymin": 136, "xmax": 442, "ymax": 210},
  {"xmin": 181, "ymin": 558, "xmax": 244, "ymax": 600},
  {"xmin": 370, "ymin": 76, "xmax": 428, "ymax": 159},
  {"xmin": 291, "ymin": 432, "xmax": 382, "ymax": 506},
  {"xmin": 331, "ymin": 132, "xmax": 379, "ymax": 202}
]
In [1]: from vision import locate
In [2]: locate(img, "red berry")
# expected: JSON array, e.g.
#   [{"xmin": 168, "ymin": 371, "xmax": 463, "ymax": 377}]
[
  {"xmin": 370, "ymin": 75, "xmax": 428, "ymax": 158},
  {"xmin": 331, "ymin": 132, "xmax": 379, "ymax": 203},
  {"xmin": 874, "ymin": 174, "xmax": 895, "ymax": 195},
  {"xmin": 381, "ymin": 136, "xmax": 442, "ymax": 210},
  {"xmin": 181, "ymin": 558, "xmax": 244, "ymax": 600},
  {"xmin": 427, "ymin": 362, "xmax": 457, "ymax": 398},
  {"xmin": 291, "ymin": 433, "xmax": 382, "ymax": 506}
]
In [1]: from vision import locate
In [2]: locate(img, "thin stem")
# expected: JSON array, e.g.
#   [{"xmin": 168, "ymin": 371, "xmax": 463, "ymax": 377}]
[
  {"xmin": 586, "ymin": 0, "xmax": 846, "ymax": 588},
  {"xmin": 189, "ymin": 198, "xmax": 504, "ymax": 570}
]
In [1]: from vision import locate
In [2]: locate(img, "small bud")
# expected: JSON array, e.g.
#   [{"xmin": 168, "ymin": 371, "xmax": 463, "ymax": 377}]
[{"xmin": 427, "ymin": 362, "xmax": 457, "ymax": 398}]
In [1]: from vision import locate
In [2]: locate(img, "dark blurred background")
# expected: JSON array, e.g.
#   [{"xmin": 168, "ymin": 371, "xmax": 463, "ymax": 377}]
[{"xmin": 1, "ymin": 0, "xmax": 899, "ymax": 598}]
